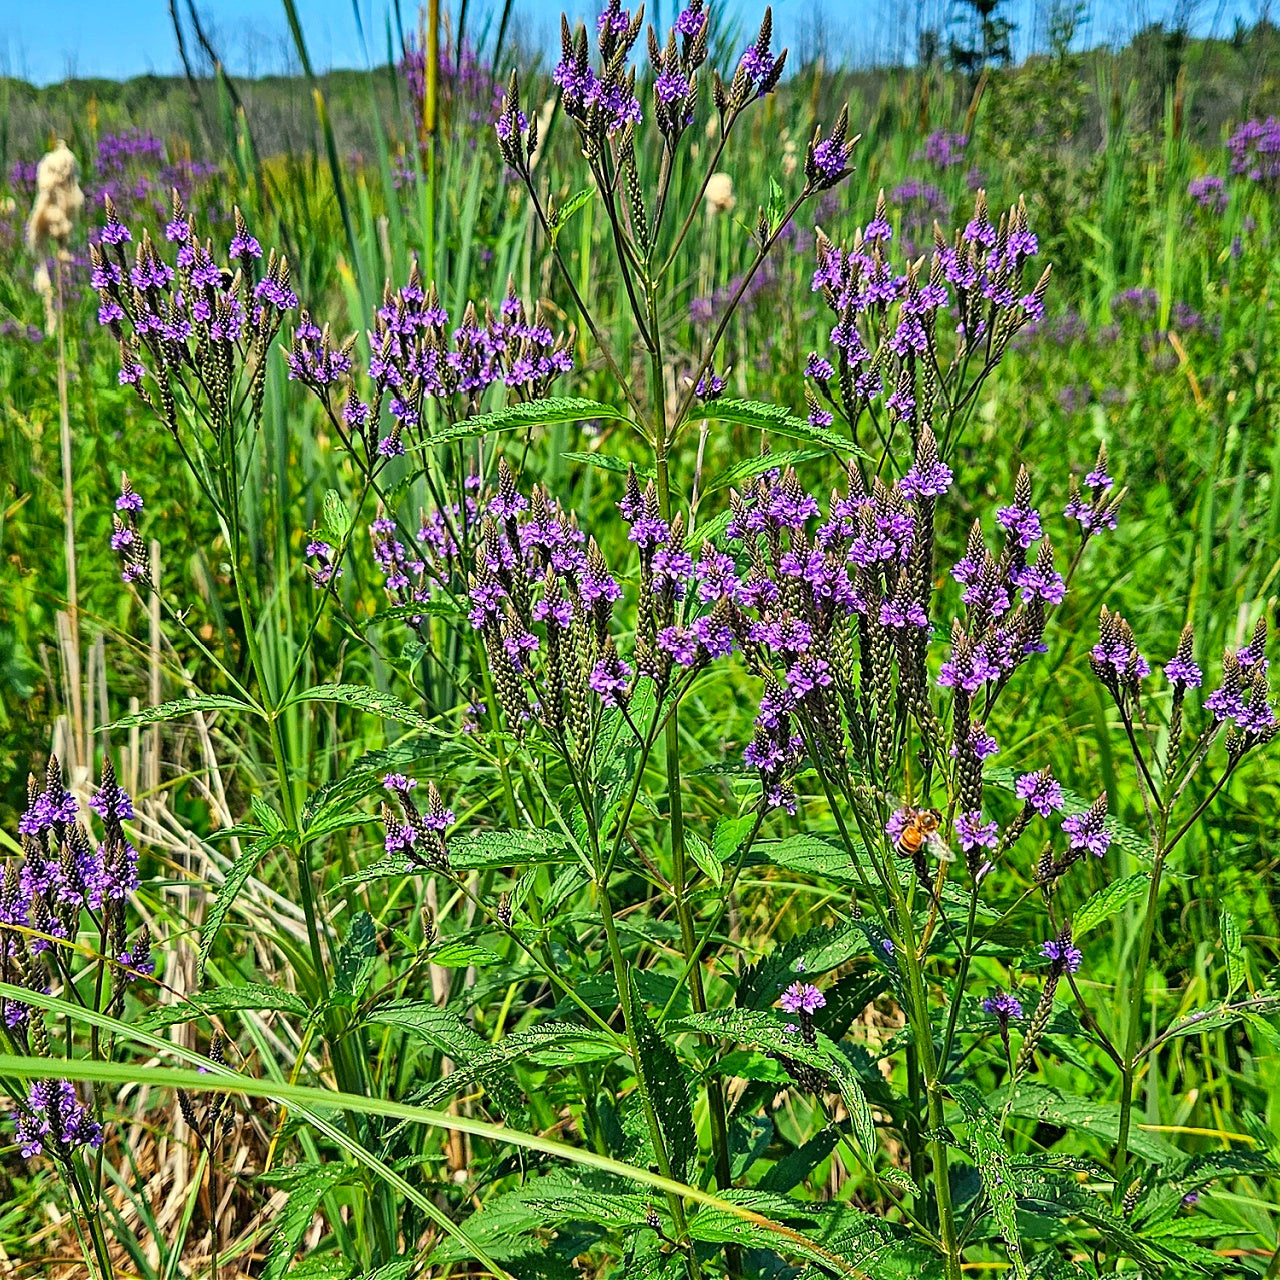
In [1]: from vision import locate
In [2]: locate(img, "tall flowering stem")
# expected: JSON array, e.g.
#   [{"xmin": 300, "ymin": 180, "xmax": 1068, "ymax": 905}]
[{"xmin": 495, "ymin": 3, "xmax": 842, "ymax": 1248}]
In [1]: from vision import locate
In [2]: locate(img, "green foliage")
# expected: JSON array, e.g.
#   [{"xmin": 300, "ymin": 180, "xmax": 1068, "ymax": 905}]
[{"xmin": 4, "ymin": 11, "xmax": 1280, "ymax": 1280}]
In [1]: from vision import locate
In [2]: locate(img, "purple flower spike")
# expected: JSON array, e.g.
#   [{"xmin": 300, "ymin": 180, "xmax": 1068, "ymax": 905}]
[
  {"xmin": 1061, "ymin": 796, "xmax": 1111, "ymax": 858},
  {"xmin": 1015, "ymin": 769, "xmax": 1064, "ymax": 818},
  {"xmin": 779, "ymin": 981, "xmax": 826, "ymax": 1015},
  {"xmin": 1164, "ymin": 655, "xmax": 1202, "ymax": 689},
  {"xmin": 12, "ymin": 1080, "xmax": 104, "ymax": 1161},
  {"xmin": 981, "ymin": 991, "xmax": 1024, "ymax": 1021},
  {"xmin": 589, "ymin": 648, "xmax": 632, "ymax": 704},
  {"xmin": 1041, "ymin": 937, "xmax": 1083, "ymax": 974},
  {"xmin": 955, "ymin": 811, "xmax": 998, "ymax": 851}
]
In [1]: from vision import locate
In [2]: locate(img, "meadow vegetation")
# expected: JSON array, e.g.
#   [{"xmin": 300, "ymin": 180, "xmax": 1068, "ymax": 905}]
[{"xmin": 1, "ymin": 4, "xmax": 1280, "ymax": 1277}]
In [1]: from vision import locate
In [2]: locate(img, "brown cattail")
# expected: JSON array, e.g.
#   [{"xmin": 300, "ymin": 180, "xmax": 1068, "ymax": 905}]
[{"xmin": 25, "ymin": 142, "xmax": 84, "ymax": 335}]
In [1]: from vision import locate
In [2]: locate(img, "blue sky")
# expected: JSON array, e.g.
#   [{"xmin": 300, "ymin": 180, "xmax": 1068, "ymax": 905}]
[{"xmin": 0, "ymin": 0, "xmax": 1260, "ymax": 87}]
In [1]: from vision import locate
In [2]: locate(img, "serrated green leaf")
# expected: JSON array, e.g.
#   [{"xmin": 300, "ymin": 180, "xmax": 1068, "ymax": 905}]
[
  {"xmin": 738, "ymin": 921, "xmax": 865, "ymax": 1010},
  {"xmin": 299, "ymin": 808, "xmax": 381, "ymax": 844},
  {"xmin": 688, "ymin": 507, "xmax": 734, "ymax": 546},
  {"xmin": 343, "ymin": 827, "xmax": 573, "ymax": 885},
  {"xmin": 673, "ymin": 1008, "xmax": 877, "ymax": 1156},
  {"xmin": 702, "ymin": 447, "xmax": 828, "ymax": 495},
  {"xmin": 713, "ymin": 814, "xmax": 757, "ymax": 864},
  {"xmin": 335, "ymin": 911, "xmax": 377, "ymax": 996},
  {"xmin": 250, "ymin": 796, "xmax": 287, "ymax": 838},
  {"xmin": 999, "ymin": 1082, "xmax": 1179, "ymax": 1162},
  {"xmin": 1156, "ymin": 991, "xmax": 1280, "ymax": 1042},
  {"xmin": 416, "ymin": 1022, "xmax": 620, "ymax": 1090},
  {"xmin": 411, "ymin": 397, "xmax": 629, "ymax": 450},
  {"xmin": 632, "ymin": 986, "xmax": 696, "ymax": 1183},
  {"xmin": 715, "ymin": 1048, "xmax": 793, "ymax": 1083},
  {"xmin": 428, "ymin": 941, "xmax": 503, "ymax": 968},
  {"xmin": 1073, "ymin": 873, "xmax": 1150, "ymax": 936},
  {"xmin": 686, "ymin": 830, "xmax": 722, "ymax": 887},
  {"xmin": 261, "ymin": 1163, "xmax": 360, "ymax": 1280},
  {"xmin": 749, "ymin": 832, "xmax": 869, "ymax": 882},
  {"xmin": 140, "ymin": 983, "xmax": 309, "ymax": 1030},
  {"xmin": 686, "ymin": 398, "xmax": 869, "ymax": 458},
  {"xmin": 449, "ymin": 828, "xmax": 572, "ymax": 870},
  {"xmin": 285, "ymin": 682, "xmax": 434, "ymax": 728},
  {"xmin": 199, "ymin": 836, "xmax": 279, "ymax": 979},
  {"xmin": 322, "ymin": 488, "xmax": 351, "ymax": 541},
  {"xmin": 300, "ymin": 741, "xmax": 447, "ymax": 826},
  {"xmin": 952, "ymin": 1083, "xmax": 1027, "ymax": 1279},
  {"xmin": 548, "ymin": 187, "xmax": 594, "ymax": 247},
  {"xmin": 687, "ymin": 1191, "xmax": 866, "ymax": 1275},
  {"xmin": 759, "ymin": 1127, "xmax": 840, "ymax": 1192},
  {"xmin": 369, "ymin": 1003, "xmax": 529, "ymax": 1122},
  {"xmin": 105, "ymin": 693, "xmax": 261, "ymax": 731},
  {"xmin": 561, "ymin": 450, "xmax": 654, "ymax": 479},
  {"xmin": 369, "ymin": 599, "xmax": 464, "ymax": 625}
]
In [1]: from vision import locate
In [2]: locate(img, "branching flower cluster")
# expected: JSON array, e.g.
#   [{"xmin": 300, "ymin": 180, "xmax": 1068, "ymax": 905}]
[
  {"xmin": 288, "ymin": 268, "xmax": 574, "ymax": 463},
  {"xmin": 90, "ymin": 196, "xmax": 296, "ymax": 430},
  {"xmin": 2, "ymin": 757, "xmax": 150, "ymax": 1162}
]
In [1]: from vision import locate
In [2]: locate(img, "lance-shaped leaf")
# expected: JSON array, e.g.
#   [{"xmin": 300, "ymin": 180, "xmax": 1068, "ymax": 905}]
[
  {"xmin": 198, "ymin": 836, "xmax": 281, "ymax": 979},
  {"xmin": 686, "ymin": 398, "xmax": 870, "ymax": 458},
  {"xmin": 1073, "ymin": 873, "xmax": 1150, "ymax": 936},
  {"xmin": 141, "ymin": 982, "xmax": 310, "ymax": 1031},
  {"xmin": 411, "ymin": 396, "xmax": 630, "ymax": 449},
  {"xmin": 671, "ymin": 1007, "xmax": 877, "ymax": 1156},
  {"xmin": 105, "ymin": 693, "xmax": 261, "ymax": 731},
  {"xmin": 284, "ymin": 682, "xmax": 435, "ymax": 728},
  {"xmin": 631, "ymin": 986, "xmax": 697, "ymax": 1183},
  {"xmin": 951, "ymin": 1083, "xmax": 1027, "ymax": 1280}
]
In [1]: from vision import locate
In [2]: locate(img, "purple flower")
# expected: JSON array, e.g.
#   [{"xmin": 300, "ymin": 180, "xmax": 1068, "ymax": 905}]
[
  {"xmin": 1061, "ymin": 799, "xmax": 1111, "ymax": 858},
  {"xmin": 89, "ymin": 772, "xmax": 134, "ymax": 824},
  {"xmin": 675, "ymin": 5, "xmax": 704, "ymax": 36},
  {"xmin": 1164, "ymin": 654, "xmax": 1202, "ymax": 689},
  {"xmin": 113, "ymin": 481, "xmax": 141, "ymax": 512},
  {"xmin": 1041, "ymin": 937, "xmax": 1083, "ymax": 974},
  {"xmin": 657, "ymin": 626, "xmax": 699, "ymax": 667},
  {"xmin": 1015, "ymin": 769, "xmax": 1063, "ymax": 817},
  {"xmin": 383, "ymin": 814, "xmax": 416, "ymax": 855},
  {"xmin": 811, "ymin": 136, "xmax": 852, "ymax": 182},
  {"xmin": 996, "ymin": 500, "xmax": 1043, "ymax": 550},
  {"xmin": 955, "ymin": 811, "xmax": 998, "ymax": 851},
  {"xmin": 938, "ymin": 643, "xmax": 1000, "ymax": 693},
  {"xmin": 383, "ymin": 774, "xmax": 417, "ymax": 795},
  {"xmin": 495, "ymin": 108, "xmax": 529, "ymax": 141},
  {"xmin": 1012, "ymin": 560, "xmax": 1066, "ymax": 605},
  {"xmin": 981, "ymin": 991, "xmax": 1023, "ymax": 1020},
  {"xmin": 655, "ymin": 66, "xmax": 690, "ymax": 105},
  {"xmin": 900, "ymin": 456, "xmax": 952, "ymax": 500},
  {"xmin": 12, "ymin": 1080, "xmax": 103, "ymax": 1160},
  {"xmin": 805, "ymin": 353, "xmax": 834, "ymax": 381},
  {"xmin": 590, "ymin": 651, "xmax": 632, "ymax": 703},
  {"xmin": 1188, "ymin": 174, "xmax": 1227, "ymax": 213},
  {"xmin": 779, "ymin": 981, "xmax": 826, "ymax": 1015},
  {"xmin": 228, "ymin": 230, "xmax": 262, "ymax": 261},
  {"xmin": 596, "ymin": 3, "xmax": 631, "ymax": 33}
]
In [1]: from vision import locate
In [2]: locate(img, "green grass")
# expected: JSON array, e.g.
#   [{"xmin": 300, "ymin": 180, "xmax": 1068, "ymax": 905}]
[{"xmin": 1, "ymin": 11, "xmax": 1280, "ymax": 1279}]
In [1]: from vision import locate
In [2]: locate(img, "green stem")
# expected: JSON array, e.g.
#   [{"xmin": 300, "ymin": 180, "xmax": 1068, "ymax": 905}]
[
  {"xmin": 596, "ymin": 881, "xmax": 699, "ymax": 1276},
  {"xmin": 67, "ymin": 1153, "xmax": 115, "ymax": 1280},
  {"xmin": 939, "ymin": 889, "xmax": 982, "ymax": 1074},
  {"xmin": 894, "ymin": 898, "xmax": 962, "ymax": 1280},
  {"xmin": 1114, "ymin": 839, "xmax": 1166, "ymax": 1201}
]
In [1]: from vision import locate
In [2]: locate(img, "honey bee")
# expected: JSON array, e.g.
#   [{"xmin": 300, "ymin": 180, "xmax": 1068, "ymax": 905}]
[{"xmin": 894, "ymin": 807, "xmax": 952, "ymax": 862}]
